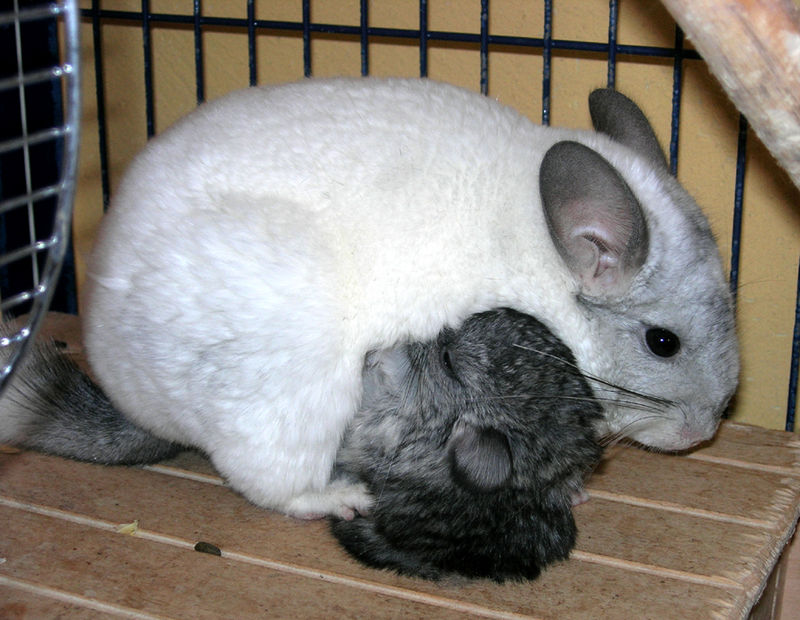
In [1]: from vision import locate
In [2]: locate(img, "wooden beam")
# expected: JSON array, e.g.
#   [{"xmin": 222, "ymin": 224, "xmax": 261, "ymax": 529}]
[{"xmin": 660, "ymin": 0, "xmax": 800, "ymax": 189}]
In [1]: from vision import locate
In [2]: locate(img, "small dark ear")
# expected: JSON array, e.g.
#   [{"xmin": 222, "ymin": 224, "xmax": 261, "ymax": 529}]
[
  {"xmin": 588, "ymin": 88, "xmax": 668, "ymax": 171},
  {"xmin": 540, "ymin": 141, "xmax": 649, "ymax": 298},
  {"xmin": 449, "ymin": 425, "xmax": 512, "ymax": 493}
]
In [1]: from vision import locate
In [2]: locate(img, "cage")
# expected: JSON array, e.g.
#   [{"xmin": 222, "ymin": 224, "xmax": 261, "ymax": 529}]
[{"xmin": 1, "ymin": 0, "xmax": 799, "ymax": 617}]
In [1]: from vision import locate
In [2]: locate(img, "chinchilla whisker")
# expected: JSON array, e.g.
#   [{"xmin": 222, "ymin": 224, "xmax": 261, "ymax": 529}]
[
  {"xmin": 598, "ymin": 432, "xmax": 635, "ymax": 449},
  {"xmin": 538, "ymin": 394, "xmax": 663, "ymax": 414},
  {"xmin": 583, "ymin": 374, "xmax": 673, "ymax": 408},
  {"xmin": 512, "ymin": 343, "xmax": 674, "ymax": 408},
  {"xmin": 597, "ymin": 421, "xmax": 652, "ymax": 447},
  {"xmin": 601, "ymin": 414, "xmax": 666, "ymax": 446},
  {"xmin": 599, "ymin": 397, "xmax": 666, "ymax": 415},
  {"xmin": 590, "ymin": 388, "xmax": 671, "ymax": 415},
  {"xmin": 467, "ymin": 386, "xmax": 665, "ymax": 415},
  {"xmin": 372, "ymin": 445, "xmax": 401, "ymax": 504},
  {"xmin": 463, "ymin": 393, "xmax": 600, "ymax": 405},
  {"xmin": 464, "ymin": 393, "xmax": 661, "ymax": 414}
]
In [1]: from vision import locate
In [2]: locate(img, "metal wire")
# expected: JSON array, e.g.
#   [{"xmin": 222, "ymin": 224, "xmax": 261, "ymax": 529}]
[
  {"xmin": 0, "ymin": 0, "xmax": 80, "ymax": 397},
  {"xmin": 788, "ymin": 259, "xmax": 800, "ymax": 432},
  {"xmin": 606, "ymin": 0, "xmax": 618, "ymax": 88},
  {"xmin": 541, "ymin": 0, "xmax": 552, "ymax": 125}
]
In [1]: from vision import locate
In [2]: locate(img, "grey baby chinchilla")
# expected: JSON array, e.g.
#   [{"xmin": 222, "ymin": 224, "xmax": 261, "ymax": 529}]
[{"xmin": 331, "ymin": 308, "xmax": 604, "ymax": 581}]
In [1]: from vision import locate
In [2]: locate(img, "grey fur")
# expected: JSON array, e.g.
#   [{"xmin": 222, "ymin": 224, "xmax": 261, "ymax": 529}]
[
  {"xmin": 588, "ymin": 88, "xmax": 669, "ymax": 170},
  {"xmin": 540, "ymin": 140, "xmax": 650, "ymax": 297},
  {"xmin": 0, "ymin": 337, "xmax": 180, "ymax": 464},
  {"xmin": 331, "ymin": 308, "xmax": 603, "ymax": 582}
]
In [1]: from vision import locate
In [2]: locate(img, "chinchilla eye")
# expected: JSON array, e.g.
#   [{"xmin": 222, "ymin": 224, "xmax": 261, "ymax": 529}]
[
  {"xmin": 441, "ymin": 347, "xmax": 456, "ymax": 376},
  {"xmin": 645, "ymin": 327, "xmax": 680, "ymax": 358}
]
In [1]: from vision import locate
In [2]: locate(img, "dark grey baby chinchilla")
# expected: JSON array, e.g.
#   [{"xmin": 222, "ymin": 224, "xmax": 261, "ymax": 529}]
[{"xmin": 330, "ymin": 308, "xmax": 603, "ymax": 582}]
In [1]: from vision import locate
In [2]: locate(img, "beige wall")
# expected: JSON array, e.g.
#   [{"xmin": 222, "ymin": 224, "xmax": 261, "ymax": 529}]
[{"xmin": 74, "ymin": 0, "xmax": 800, "ymax": 431}]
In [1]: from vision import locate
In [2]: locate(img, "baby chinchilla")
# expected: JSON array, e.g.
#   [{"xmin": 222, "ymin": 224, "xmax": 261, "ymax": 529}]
[{"xmin": 330, "ymin": 308, "xmax": 603, "ymax": 582}]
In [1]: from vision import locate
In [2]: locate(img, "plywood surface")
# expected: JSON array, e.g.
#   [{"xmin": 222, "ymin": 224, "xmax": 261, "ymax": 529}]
[{"xmin": 1, "ymin": 314, "xmax": 799, "ymax": 619}]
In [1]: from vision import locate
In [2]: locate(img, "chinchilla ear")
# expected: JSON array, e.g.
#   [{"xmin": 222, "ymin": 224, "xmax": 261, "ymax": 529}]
[
  {"xmin": 448, "ymin": 424, "xmax": 512, "ymax": 493},
  {"xmin": 588, "ymin": 88, "xmax": 668, "ymax": 171},
  {"xmin": 540, "ymin": 140, "xmax": 649, "ymax": 299}
]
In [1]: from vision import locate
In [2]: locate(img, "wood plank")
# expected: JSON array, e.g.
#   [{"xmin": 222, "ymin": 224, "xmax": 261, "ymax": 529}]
[
  {"xmin": 0, "ymin": 506, "xmax": 475, "ymax": 620},
  {"xmin": 777, "ymin": 531, "xmax": 800, "ymax": 619},
  {"xmin": 0, "ymin": 449, "xmax": 769, "ymax": 587},
  {"xmin": 588, "ymin": 446, "xmax": 800, "ymax": 526},
  {"xmin": 0, "ymin": 583, "xmax": 142, "ymax": 620},
  {"xmin": 0, "ymin": 450, "xmax": 756, "ymax": 618},
  {"xmin": 574, "ymin": 497, "xmax": 782, "ymax": 582},
  {"xmin": 690, "ymin": 422, "xmax": 800, "ymax": 472}
]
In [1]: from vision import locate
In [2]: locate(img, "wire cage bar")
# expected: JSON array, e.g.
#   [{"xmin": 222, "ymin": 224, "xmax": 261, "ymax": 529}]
[{"xmin": 0, "ymin": 0, "xmax": 81, "ymax": 397}]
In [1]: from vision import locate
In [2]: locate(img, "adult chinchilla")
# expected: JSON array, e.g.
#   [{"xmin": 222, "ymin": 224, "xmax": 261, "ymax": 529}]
[{"xmin": 0, "ymin": 78, "xmax": 738, "ymax": 518}]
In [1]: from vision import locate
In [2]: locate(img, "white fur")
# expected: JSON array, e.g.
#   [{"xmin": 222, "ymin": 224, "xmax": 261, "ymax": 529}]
[{"xmin": 80, "ymin": 78, "xmax": 738, "ymax": 515}]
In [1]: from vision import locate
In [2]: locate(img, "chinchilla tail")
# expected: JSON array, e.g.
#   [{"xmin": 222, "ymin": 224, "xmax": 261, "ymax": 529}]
[{"xmin": 0, "ymin": 337, "xmax": 179, "ymax": 464}]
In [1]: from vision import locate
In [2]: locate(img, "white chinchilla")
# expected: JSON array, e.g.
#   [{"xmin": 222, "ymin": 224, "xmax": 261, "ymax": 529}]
[{"xmin": 0, "ymin": 78, "xmax": 738, "ymax": 517}]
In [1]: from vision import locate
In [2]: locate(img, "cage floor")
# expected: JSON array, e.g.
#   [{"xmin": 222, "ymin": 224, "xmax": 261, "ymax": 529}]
[{"xmin": 1, "ymin": 314, "xmax": 799, "ymax": 619}]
